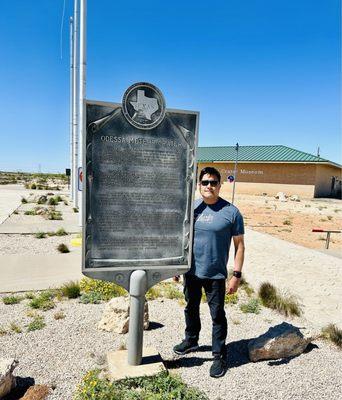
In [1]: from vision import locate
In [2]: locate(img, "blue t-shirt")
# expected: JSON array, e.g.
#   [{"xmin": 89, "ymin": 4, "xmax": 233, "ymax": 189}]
[{"xmin": 189, "ymin": 197, "xmax": 245, "ymax": 279}]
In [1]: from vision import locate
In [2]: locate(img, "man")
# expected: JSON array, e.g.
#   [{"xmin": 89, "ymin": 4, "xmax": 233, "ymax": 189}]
[{"xmin": 173, "ymin": 166, "xmax": 245, "ymax": 378}]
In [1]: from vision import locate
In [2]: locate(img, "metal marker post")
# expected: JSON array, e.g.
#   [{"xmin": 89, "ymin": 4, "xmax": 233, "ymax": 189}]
[
  {"xmin": 128, "ymin": 270, "xmax": 147, "ymax": 365},
  {"xmin": 232, "ymin": 142, "xmax": 239, "ymax": 204}
]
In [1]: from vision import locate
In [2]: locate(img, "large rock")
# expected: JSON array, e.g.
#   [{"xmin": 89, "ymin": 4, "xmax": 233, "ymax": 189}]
[
  {"xmin": 0, "ymin": 358, "xmax": 18, "ymax": 398},
  {"xmin": 98, "ymin": 297, "xmax": 149, "ymax": 334},
  {"xmin": 248, "ymin": 322, "xmax": 314, "ymax": 362}
]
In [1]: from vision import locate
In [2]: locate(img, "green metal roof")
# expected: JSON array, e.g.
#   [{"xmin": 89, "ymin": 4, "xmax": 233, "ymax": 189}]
[{"xmin": 197, "ymin": 145, "xmax": 339, "ymax": 165}]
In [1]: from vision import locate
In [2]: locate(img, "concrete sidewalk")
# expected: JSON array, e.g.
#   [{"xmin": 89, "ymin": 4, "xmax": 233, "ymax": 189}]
[
  {"xmin": 0, "ymin": 251, "xmax": 83, "ymax": 292},
  {"xmin": 0, "ymin": 184, "xmax": 27, "ymax": 224}
]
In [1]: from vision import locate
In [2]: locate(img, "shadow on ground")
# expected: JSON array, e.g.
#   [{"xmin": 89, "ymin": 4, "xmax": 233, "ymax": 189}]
[
  {"xmin": 164, "ymin": 339, "xmax": 319, "ymax": 370},
  {"xmin": 3, "ymin": 377, "xmax": 35, "ymax": 400}
]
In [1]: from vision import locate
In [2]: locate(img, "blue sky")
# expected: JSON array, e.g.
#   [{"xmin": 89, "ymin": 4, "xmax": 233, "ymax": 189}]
[{"xmin": 0, "ymin": 0, "xmax": 340, "ymax": 172}]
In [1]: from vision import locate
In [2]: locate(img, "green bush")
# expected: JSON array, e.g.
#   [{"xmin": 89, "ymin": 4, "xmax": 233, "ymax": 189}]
[
  {"xmin": 258, "ymin": 282, "xmax": 302, "ymax": 317},
  {"xmin": 2, "ymin": 295, "xmax": 23, "ymax": 305},
  {"xmin": 60, "ymin": 281, "xmax": 80, "ymax": 299},
  {"xmin": 80, "ymin": 277, "xmax": 127, "ymax": 301},
  {"xmin": 240, "ymin": 298, "xmax": 261, "ymax": 314},
  {"xmin": 74, "ymin": 370, "xmax": 208, "ymax": 400},
  {"xmin": 29, "ymin": 292, "xmax": 55, "ymax": 311},
  {"xmin": 163, "ymin": 283, "xmax": 183, "ymax": 300},
  {"xmin": 48, "ymin": 197, "xmax": 58, "ymax": 206},
  {"xmin": 24, "ymin": 210, "xmax": 36, "ymax": 216},
  {"xmin": 48, "ymin": 210, "xmax": 63, "ymax": 220},
  {"xmin": 27, "ymin": 315, "xmax": 45, "ymax": 332},
  {"xmin": 57, "ymin": 243, "xmax": 70, "ymax": 253},
  {"xmin": 35, "ymin": 231, "xmax": 47, "ymax": 239},
  {"xmin": 56, "ymin": 228, "xmax": 67, "ymax": 236},
  {"xmin": 79, "ymin": 292, "xmax": 102, "ymax": 304},
  {"xmin": 224, "ymin": 292, "xmax": 238, "ymax": 304}
]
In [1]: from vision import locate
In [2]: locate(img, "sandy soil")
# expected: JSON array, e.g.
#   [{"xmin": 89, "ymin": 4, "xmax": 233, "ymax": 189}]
[{"xmin": 218, "ymin": 185, "xmax": 342, "ymax": 251}]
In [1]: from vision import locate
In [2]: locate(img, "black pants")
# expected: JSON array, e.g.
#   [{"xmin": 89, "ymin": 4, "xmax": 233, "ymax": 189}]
[{"xmin": 184, "ymin": 273, "xmax": 227, "ymax": 357}]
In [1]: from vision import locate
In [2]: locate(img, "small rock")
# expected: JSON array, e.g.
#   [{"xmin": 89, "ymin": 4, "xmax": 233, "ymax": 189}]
[
  {"xmin": 0, "ymin": 358, "xmax": 18, "ymax": 398},
  {"xmin": 98, "ymin": 297, "xmax": 149, "ymax": 334},
  {"xmin": 36, "ymin": 195, "xmax": 47, "ymax": 204},
  {"xmin": 290, "ymin": 195, "xmax": 300, "ymax": 202},
  {"xmin": 248, "ymin": 322, "xmax": 314, "ymax": 362},
  {"xmin": 21, "ymin": 384, "xmax": 50, "ymax": 400},
  {"xmin": 275, "ymin": 192, "xmax": 287, "ymax": 202}
]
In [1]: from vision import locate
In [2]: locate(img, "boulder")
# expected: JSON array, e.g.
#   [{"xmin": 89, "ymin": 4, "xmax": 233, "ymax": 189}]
[
  {"xmin": 0, "ymin": 358, "xmax": 18, "ymax": 398},
  {"xmin": 98, "ymin": 297, "xmax": 149, "ymax": 334},
  {"xmin": 275, "ymin": 192, "xmax": 287, "ymax": 202},
  {"xmin": 21, "ymin": 384, "xmax": 50, "ymax": 400},
  {"xmin": 248, "ymin": 322, "xmax": 314, "ymax": 362}
]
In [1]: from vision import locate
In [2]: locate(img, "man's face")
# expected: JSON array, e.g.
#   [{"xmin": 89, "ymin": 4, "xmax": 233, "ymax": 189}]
[{"xmin": 199, "ymin": 173, "xmax": 221, "ymax": 204}]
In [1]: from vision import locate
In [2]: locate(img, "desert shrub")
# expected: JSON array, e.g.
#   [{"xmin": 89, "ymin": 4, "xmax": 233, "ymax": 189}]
[
  {"xmin": 29, "ymin": 291, "xmax": 55, "ymax": 311},
  {"xmin": 35, "ymin": 231, "xmax": 47, "ymax": 239},
  {"xmin": 54, "ymin": 311, "xmax": 66, "ymax": 320},
  {"xmin": 25, "ymin": 292, "xmax": 35, "ymax": 299},
  {"xmin": 54, "ymin": 195, "xmax": 63, "ymax": 203},
  {"xmin": 48, "ymin": 210, "xmax": 63, "ymax": 220},
  {"xmin": 79, "ymin": 292, "xmax": 102, "ymax": 304},
  {"xmin": 2, "ymin": 295, "xmax": 23, "ymax": 305},
  {"xmin": 240, "ymin": 298, "xmax": 261, "ymax": 314},
  {"xmin": 10, "ymin": 322, "xmax": 22, "ymax": 333},
  {"xmin": 60, "ymin": 281, "xmax": 80, "ymax": 298},
  {"xmin": 55, "ymin": 227, "xmax": 67, "ymax": 236},
  {"xmin": 0, "ymin": 326, "xmax": 7, "ymax": 335},
  {"xmin": 74, "ymin": 370, "xmax": 208, "ymax": 400},
  {"xmin": 24, "ymin": 210, "xmax": 36, "ymax": 216},
  {"xmin": 145, "ymin": 285, "xmax": 163, "ymax": 300},
  {"xmin": 57, "ymin": 243, "xmax": 70, "ymax": 253},
  {"xmin": 27, "ymin": 315, "xmax": 45, "ymax": 332},
  {"xmin": 224, "ymin": 292, "xmax": 239, "ymax": 304},
  {"xmin": 163, "ymin": 283, "xmax": 183, "ymax": 300},
  {"xmin": 258, "ymin": 282, "xmax": 302, "ymax": 317},
  {"xmin": 282, "ymin": 219, "xmax": 292, "ymax": 226},
  {"xmin": 48, "ymin": 197, "xmax": 58, "ymax": 206},
  {"xmin": 321, "ymin": 324, "xmax": 342, "ymax": 349},
  {"xmin": 30, "ymin": 183, "xmax": 37, "ymax": 189},
  {"xmin": 80, "ymin": 277, "xmax": 127, "ymax": 300}
]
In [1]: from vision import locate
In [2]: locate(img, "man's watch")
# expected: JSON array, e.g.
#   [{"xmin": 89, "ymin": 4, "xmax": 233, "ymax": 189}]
[{"xmin": 233, "ymin": 271, "xmax": 242, "ymax": 279}]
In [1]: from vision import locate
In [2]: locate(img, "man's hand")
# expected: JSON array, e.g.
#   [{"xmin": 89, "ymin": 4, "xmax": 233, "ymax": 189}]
[{"xmin": 226, "ymin": 276, "xmax": 241, "ymax": 294}]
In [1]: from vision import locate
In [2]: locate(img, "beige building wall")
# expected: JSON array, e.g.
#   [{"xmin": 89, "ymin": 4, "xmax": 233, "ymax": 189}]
[
  {"xmin": 314, "ymin": 164, "xmax": 342, "ymax": 198},
  {"xmin": 198, "ymin": 162, "xmax": 316, "ymax": 185}
]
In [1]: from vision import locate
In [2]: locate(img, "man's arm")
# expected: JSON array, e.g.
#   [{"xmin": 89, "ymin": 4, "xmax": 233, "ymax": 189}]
[{"xmin": 226, "ymin": 234, "xmax": 245, "ymax": 294}]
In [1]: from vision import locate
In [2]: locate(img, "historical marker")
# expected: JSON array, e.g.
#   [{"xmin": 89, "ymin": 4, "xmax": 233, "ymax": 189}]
[{"xmin": 82, "ymin": 83, "xmax": 198, "ymax": 292}]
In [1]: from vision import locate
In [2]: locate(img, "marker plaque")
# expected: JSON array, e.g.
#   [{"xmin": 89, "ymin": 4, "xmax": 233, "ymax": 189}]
[{"xmin": 82, "ymin": 83, "xmax": 198, "ymax": 290}]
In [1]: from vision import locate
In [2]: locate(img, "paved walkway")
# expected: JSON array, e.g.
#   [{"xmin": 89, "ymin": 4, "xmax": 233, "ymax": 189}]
[{"xmin": 0, "ymin": 184, "xmax": 26, "ymax": 224}]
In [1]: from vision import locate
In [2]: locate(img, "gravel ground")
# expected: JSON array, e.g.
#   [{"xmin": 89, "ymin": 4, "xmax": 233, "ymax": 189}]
[
  {"xmin": 0, "ymin": 234, "xmax": 78, "ymax": 256},
  {"xmin": 0, "ymin": 294, "xmax": 341, "ymax": 400}
]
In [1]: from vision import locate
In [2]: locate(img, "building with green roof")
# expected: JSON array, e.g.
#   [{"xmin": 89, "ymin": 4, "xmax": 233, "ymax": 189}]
[{"xmin": 197, "ymin": 145, "xmax": 341, "ymax": 198}]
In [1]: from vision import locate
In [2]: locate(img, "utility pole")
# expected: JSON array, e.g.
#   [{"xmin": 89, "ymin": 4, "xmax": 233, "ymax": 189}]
[
  {"xmin": 231, "ymin": 142, "xmax": 239, "ymax": 204},
  {"xmin": 69, "ymin": 16, "xmax": 74, "ymax": 200},
  {"xmin": 78, "ymin": 0, "xmax": 86, "ymax": 226}
]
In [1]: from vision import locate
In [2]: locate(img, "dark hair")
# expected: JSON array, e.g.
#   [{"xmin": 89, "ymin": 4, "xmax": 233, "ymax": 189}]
[{"xmin": 199, "ymin": 167, "xmax": 221, "ymax": 183}]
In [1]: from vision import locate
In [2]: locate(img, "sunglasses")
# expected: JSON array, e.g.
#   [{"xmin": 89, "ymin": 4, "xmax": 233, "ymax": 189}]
[{"xmin": 200, "ymin": 180, "xmax": 219, "ymax": 187}]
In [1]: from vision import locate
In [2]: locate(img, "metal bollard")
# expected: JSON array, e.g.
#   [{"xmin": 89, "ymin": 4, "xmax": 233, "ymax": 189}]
[{"xmin": 127, "ymin": 270, "xmax": 147, "ymax": 365}]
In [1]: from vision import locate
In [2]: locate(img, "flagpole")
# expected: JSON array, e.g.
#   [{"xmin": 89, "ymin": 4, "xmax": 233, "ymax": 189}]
[
  {"xmin": 69, "ymin": 16, "xmax": 74, "ymax": 200},
  {"xmin": 78, "ymin": 0, "xmax": 86, "ymax": 226},
  {"xmin": 72, "ymin": 0, "xmax": 79, "ymax": 208}
]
